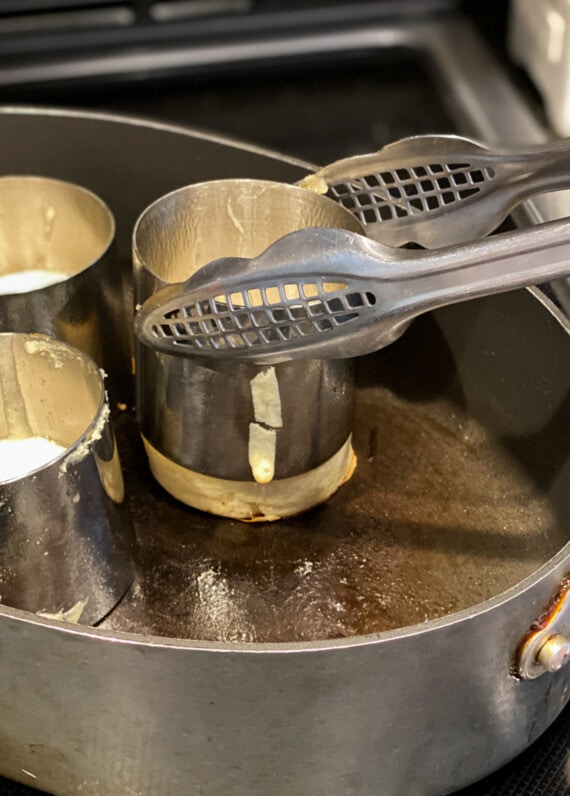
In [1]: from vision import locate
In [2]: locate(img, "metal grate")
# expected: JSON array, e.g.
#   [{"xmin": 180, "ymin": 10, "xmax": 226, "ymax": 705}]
[
  {"xmin": 148, "ymin": 280, "xmax": 376, "ymax": 351},
  {"xmin": 328, "ymin": 162, "xmax": 496, "ymax": 225}
]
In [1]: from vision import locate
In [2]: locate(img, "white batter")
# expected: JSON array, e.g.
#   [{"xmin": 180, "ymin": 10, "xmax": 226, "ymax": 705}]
[
  {"xmin": 0, "ymin": 269, "xmax": 68, "ymax": 294},
  {"xmin": 0, "ymin": 437, "xmax": 66, "ymax": 481}
]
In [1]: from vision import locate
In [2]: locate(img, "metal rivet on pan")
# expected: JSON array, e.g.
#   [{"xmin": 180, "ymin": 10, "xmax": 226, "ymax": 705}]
[
  {"xmin": 536, "ymin": 634, "xmax": 570, "ymax": 673},
  {"xmin": 514, "ymin": 576, "xmax": 570, "ymax": 680}
]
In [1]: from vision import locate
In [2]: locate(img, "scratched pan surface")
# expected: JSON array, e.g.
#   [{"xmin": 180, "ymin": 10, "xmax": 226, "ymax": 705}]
[
  {"xmin": 103, "ymin": 306, "xmax": 568, "ymax": 642},
  {"xmin": 0, "ymin": 108, "xmax": 568, "ymax": 796}
]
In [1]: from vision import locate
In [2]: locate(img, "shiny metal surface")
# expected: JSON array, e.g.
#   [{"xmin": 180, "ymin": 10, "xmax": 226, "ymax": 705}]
[
  {"xmin": 2, "ymin": 571, "xmax": 570, "ymax": 796},
  {"xmin": 0, "ymin": 10, "xmax": 566, "ymax": 794},
  {"xmin": 133, "ymin": 179, "xmax": 361, "ymax": 483},
  {"xmin": 139, "ymin": 217, "xmax": 570, "ymax": 363},
  {"xmin": 537, "ymin": 634, "xmax": 570, "ymax": 674},
  {"xmin": 517, "ymin": 576, "xmax": 570, "ymax": 679},
  {"xmin": 302, "ymin": 133, "xmax": 570, "ymax": 248},
  {"xmin": 0, "ymin": 333, "xmax": 133, "ymax": 625},
  {"xmin": 0, "ymin": 177, "xmax": 126, "ymax": 394},
  {"xmin": 0, "ymin": 110, "xmax": 567, "ymax": 795}
]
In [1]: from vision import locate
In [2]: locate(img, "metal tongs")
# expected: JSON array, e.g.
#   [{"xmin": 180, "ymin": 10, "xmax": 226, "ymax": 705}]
[
  {"xmin": 136, "ymin": 217, "xmax": 570, "ymax": 364},
  {"xmin": 297, "ymin": 133, "xmax": 570, "ymax": 248}
]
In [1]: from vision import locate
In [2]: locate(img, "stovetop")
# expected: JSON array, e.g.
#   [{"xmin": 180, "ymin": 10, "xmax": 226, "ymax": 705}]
[{"xmin": 0, "ymin": 4, "xmax": 568, "ymax": 794}]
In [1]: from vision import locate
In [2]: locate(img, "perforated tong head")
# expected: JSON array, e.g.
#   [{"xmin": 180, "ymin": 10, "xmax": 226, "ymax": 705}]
[
  {"xmin": 298, "ymin": 134, "xmax": 570, "ymax": 247},
  {"xmin": 136, "ymin": 219, "xmax": 570, "ymax": 364}
]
